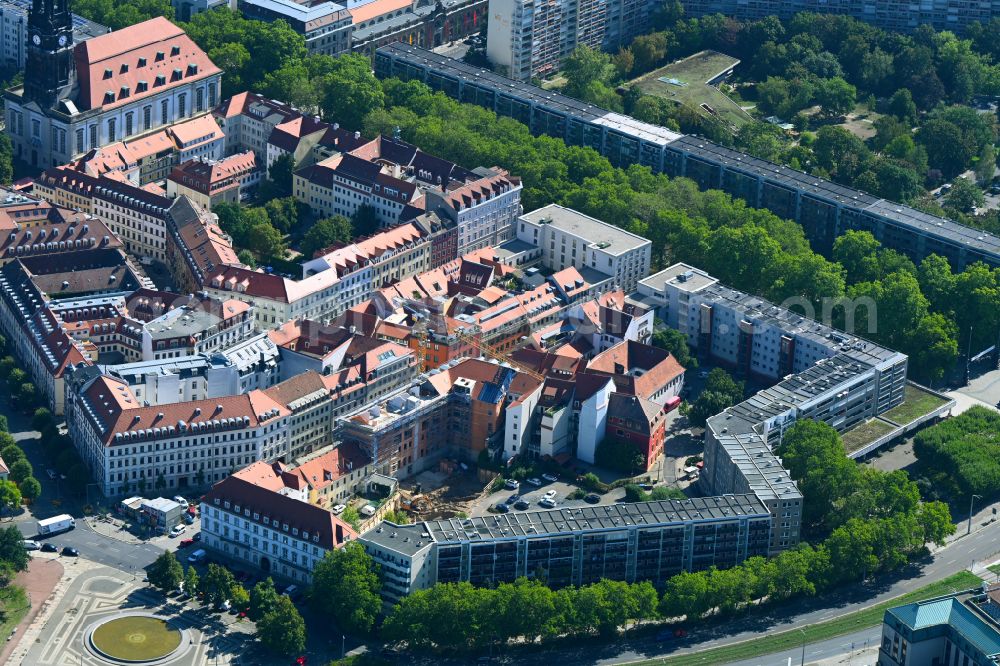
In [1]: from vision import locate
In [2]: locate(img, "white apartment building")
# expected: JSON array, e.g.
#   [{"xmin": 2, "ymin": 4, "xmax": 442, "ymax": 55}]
[
  {"xmin": 516, "ymin": 204, "xmax": 651, "ymax": 292},
  {"xmin": 201, "ymin": 461, "xmax": 358, "ymax": 584},
  {"xmin": 67, "ymin": 373, "xmax": 290, "ymax": 496},
  {"xmin": 206, "ymin": 263, "xmax": 372, "ymax": 330}
]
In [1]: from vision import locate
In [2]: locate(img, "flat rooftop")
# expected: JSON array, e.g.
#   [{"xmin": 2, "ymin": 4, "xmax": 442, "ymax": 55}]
[
  {"xmin": 521, "ymin": 204, "xmax": 650, "ymax": 256},
  {"xmin": 640, "ymin": 262, "xmax": 718, "ymax": 295},
  {"xmin": 708, "ymin": 431, "xmax": 802, "ymax": 503},
  {"xmin": 425, "ymin": 494, "xmax": 770, "ymax": 542},
  {"xmin": 145, "ymin": 308, "xmax": 224, "ymax": 341}
]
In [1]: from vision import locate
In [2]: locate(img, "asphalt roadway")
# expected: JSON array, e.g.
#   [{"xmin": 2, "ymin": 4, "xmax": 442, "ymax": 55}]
[
  {"xmin": 16, "ymin": 517, "xmax": 165, "ymax": 575},
  {"xmin": 490, "ymin": 522, "xmax": 1000, "ymax": 666}
]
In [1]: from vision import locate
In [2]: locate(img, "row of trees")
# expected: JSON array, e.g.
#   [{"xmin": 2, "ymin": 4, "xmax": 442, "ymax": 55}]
[
  {"xmin": 366, "ymin": 80, "xmax": 989, "ymax": 382},
  {"xmin": 913, "ymin": 406, "xmax": 1000, "ymax": 498},
  {"xmin": 148, "ymin": 553, "xmax": 307, "ymax": 656}
]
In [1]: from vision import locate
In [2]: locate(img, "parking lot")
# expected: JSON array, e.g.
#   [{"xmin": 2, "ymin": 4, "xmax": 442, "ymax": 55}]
[{"xmin": 470, "ymin": 477, "xmax": 628, "ymax": 517}]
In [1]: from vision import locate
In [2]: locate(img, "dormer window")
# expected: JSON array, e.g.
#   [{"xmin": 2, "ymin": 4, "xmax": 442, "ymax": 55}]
[
  {"xmin": 170, "ymin": 45, "xmax": 180, "ymax": 56},
  {"xmin": 154, "ymin": 74, "xmax": 165, "ymax": 86},
  {"xmin": 103, "ymin": 68, "xmax": 113, "ymax": 79},
  {"xmin": 138, "ymin": 57, "xmax": 146, "ymax": 67},
  {"xmin": 155, "ymin": 51, "xmax": 165, "ymax": 61},
  {"xmin": 172, "ymin": 68, "xmax": 183, "ymax": 81},
  {"xmin": 120, "ymin": 63, "xmax": 128, "ymax": 73},
  {"xmin": 103, "ymin": 91, "xmax": 115, "ymax": 103},
  {"xmin": 119, "ymin": 86, "xmax": 129, "ymax": 98},
  {"xmin": 136, "ymin": 81, "xmax": 148, "ymax": 93},
  {"xmin": 187, "ymin": 63, "xmax": 198, "ymax": 76}
]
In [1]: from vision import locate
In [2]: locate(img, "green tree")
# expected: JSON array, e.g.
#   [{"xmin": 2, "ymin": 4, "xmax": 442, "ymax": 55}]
[
  {"xmin": 17, "ymin": 383, "xmax": 36, "ymax": 406},
  {"xmin": 258, "ymin": 595, "xmax": 306, "ymax": 656},
  {"xmin": 310, "ymin": 542, "xmax": 382, "ymax": 635},
  {"xmin": 563, "ymin": 46, "xmax": 620, "ymax": 109},
  {"xmin": 262, "ymin": 197, "xmax": 301, "ymax": 234},
  {"xmin": 975, "ymin": 145, "xmax": 997, "ymax": 186},
  {"xmin": 917, "ymin": 118, "xmax": 971, "ymax": 178},
  {"xmin": 201, "ymin": 563, "xmax": 236, "ymax": 606},
  {"xmin": 650, "ymin": 327, "xmax": 695, "ymax": 368},
  {"xmin": 300, "ymin": 216, "xmax": 352, "ymax": 258},
  {"xmin": 0, "ymin": 357, "xmax": 13, "ymax": 380},
  {"xmin": 318, "ymin": 54, "xmax": 385, "ymax": 130},
  {"xmin": 249, "ymin": 578, "xmax": 280, "ymax": 622},
  {"xmin": 350, "ymin": 204, "xmax": 381, "ymax": 238},
  {"xmin": 886, "ymin": 89, "xmax": 918, "ymax": 124},
  {"xmin": 183, "ymin": 566, "xmax": 199, "ymax": 597},
  {"xmin": 945, "ymin": 177, "xmax": 985, "ymax": 213},
  {"xmin": 32, "ymin": 407, "xmax": 54, "ymax": 433},
  {"xmin": 9, "ymin": 459, "xmax": 32, "ymax": 484},
  {"xmin": 0, "ymin": 133, "xmax": 12, "ymax": 186},
  {"xmin": 231, "ymin": 584, "xmax": 250, "ymax": 612},
  {"xmin": 1, "ymin": 445, "xmax": 25, "ymax": 466},
  {"xmin": 266, "ymin": 153, "xmax": 295, "ymax": 199},
  {"xmin": 340, "ymin": 505, "xmax": 361, "ymax": 531},
  {"xmin": 184, "ymin": 566, "xmax": 201, "ymax": 597},
  {"xmin": 18, "ymin": 477, "xmax": 40, "ymax": 503},
  {"xmin": 814, "ymin": 76, "xmax": 856, "ymax": 117},
  {"xmin": 71, "ymin": 0, "xmax": 173, "ymax": 30},
  {"xmin": 0, "ymin": 526, "xmax": 28, "ymax": 570},
  {"xmin": 148, "ymin": 552, "xmax": 184, "ymax": 592}
]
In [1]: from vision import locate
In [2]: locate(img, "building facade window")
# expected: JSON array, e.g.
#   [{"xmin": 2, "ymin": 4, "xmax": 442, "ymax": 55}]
[{"xmin": 143, "ymin": 106, "xmax": 152, "ymax": 131}]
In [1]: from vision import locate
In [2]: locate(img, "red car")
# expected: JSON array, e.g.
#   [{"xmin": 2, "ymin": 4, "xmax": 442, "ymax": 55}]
[{"xmin": 177, "ymin": 538, "xmax": 194, "ymax": 548}]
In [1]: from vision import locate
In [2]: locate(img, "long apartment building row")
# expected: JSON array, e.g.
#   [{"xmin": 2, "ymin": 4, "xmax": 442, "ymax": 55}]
[
  {"xmin": 638, "ymin": 262, "xmax": 908, "ymax": 551},
  {"xmin": 678, "ymin": 0, "xmax": 1000, "ymax": 33},
  {"xmin": 64, "ymin": 320, "xmax": 419, "ymax": 496},
  {"xmin": 374, "ymin": 43, "xmax": 1000, "ymax": 271},
  {"xmin": 361, "ymin": 493, "xmax": 772, "ymax": 603}
]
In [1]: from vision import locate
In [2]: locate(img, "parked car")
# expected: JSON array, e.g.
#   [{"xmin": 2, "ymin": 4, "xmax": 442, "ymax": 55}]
[
  {"xmin": 541, "ymin": 473, "xmax": 558, "ymax": 483},
  {"xmin": 178, "ymin": 538, "xmax": 194, "ymax": 548},
  {"xmin": 584, "ymin": 493, "xmax": 601, "ymax": 504},
  {"xmin": 22, "ymin": 540, "xmax": 40, "ymax": 551},
  {"xmin": 504, "ymin": 494, "xmax": 519, "ymax": 505},
  {"xmin": 331, "ymin": 504, "xmax": 346, "ymax": 515},
  {"xmin": 192, "ymin": 532, "xmax": 201, "ymax": 541},
  {"xmin": 526, "ymin": 477, "xmax": 542, "ymax": 487},
  {"xmin": 188, "ymin": 549, "xmax": 207, "ymax": 564},
  {"xmin": 360, "ymin": 504, "xmax": 377, "ymax": 517},
  {"xmin": 219, "ymin": 599, "xmax": 232, "ymax": 612},
  {"xmin": 40, "ymin": 543, "xmax": 57, "ymax": 553},
  {"xmin": 282, "ymin": 584, "xmax": 301, "ymax": 601},
  {"xmin": 698, "ymin": 370, "xmax": 710, "ymax": 379},
  {"xmin": 173, "ymin": 496, "xmax": 188, "ymax": 507},
  {"xmin": 543, "ymin": 490, "xmax": 557, "ymax": 500},
  {"xmin": 503, "ymin": 479, "xmax": 519, "ymax": 490},
  {"xmin": 61, "ymin": 546, "xmax": 78, "ymax": 557},
  {"xmin": 493, "ymin": 503, "xmax": 510, "ymax": 513},
  {"xmin": 538, "ymin": 498, "xmax": 557, "ymax": 509},
  {"xmin": 514, "ymin": 500, "xmax": 530, "ymax": 510},
  {"xmin": 169, "ymin": 525, "xmax": 187, "ymax": 538}
]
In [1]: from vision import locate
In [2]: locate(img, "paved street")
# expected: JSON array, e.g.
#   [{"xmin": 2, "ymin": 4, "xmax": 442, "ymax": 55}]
[{"xmin": 15, "ymin": 517, "xmax": 166, "ymax": 575}]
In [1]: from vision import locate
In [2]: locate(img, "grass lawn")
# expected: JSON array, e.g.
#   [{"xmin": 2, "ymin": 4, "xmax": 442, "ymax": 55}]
[
  {"xmin": 841, "ymin": 418, "xmax": 896, "ymax": 454},
  {"xmin": 640, "ymin": 571, "xmax": 982, "ymax": 666},
  {"xmin": 988, "ymin": 564, "xmax": 1000, "ymax": 577},
  {"xmin": 883, "ymin": 385, "xmax": 951, "ymax": 425},
  {"xmin": 91, "ymin": 616, "xmax": 182, "ymax": 661},
  {"xmin": 0, "ymin": 586, "xmax": 29, "ymax": 643},
  {"xmin": 629, "ymin": 50, "xmax": 752, "ymax": 129}
]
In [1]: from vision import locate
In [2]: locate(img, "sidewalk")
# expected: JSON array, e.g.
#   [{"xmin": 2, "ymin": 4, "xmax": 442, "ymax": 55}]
[
  {"xmin": 0, "ymin": 558, "xmax": 64, "ymax": 665},
  {"xmin": 85, "ymin": 516, "xmax": 144, "ymax": 544}
]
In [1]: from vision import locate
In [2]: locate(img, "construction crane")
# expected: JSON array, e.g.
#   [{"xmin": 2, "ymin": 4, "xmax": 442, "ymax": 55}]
[{"xmin": 452, "ymin": 329, "xmax": 545, "ymax": 382}]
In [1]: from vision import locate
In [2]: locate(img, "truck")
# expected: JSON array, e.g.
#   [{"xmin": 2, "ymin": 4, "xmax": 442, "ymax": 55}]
[{"xmin": 37, "ymin": 514, "xmax": 75, "ymax": 536}]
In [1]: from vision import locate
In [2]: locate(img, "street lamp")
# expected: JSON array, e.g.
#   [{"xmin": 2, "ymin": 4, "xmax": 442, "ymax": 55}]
[
  {"xmin": 968, "ymin": 494, "xmax": 983, "ymax": 535},
  {"xmin": 799, "ymin": 628, "xmax": 806, "ymax": 666}
]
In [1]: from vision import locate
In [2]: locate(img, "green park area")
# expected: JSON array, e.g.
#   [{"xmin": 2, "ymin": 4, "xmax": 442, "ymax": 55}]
[
  {"xmin": 91, "ymin": 616, "xmax": 182, "ymax": 662},
  {"xmin": 644, "ymin": 571, "xmax": 982, "ymax": 666},
  {"xmin": 629, "ymin": 50, "xmax": 752, "ymax": 129}
]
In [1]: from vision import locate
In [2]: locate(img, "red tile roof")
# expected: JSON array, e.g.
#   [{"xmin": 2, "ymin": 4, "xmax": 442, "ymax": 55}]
[{"xmin": 74, "ymin": 17, "xmax": 221, "ymax": 112}]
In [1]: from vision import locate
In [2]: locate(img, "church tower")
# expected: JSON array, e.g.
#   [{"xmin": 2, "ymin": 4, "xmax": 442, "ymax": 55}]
[{"xmin": 23, "ymin": 0, "xmax": 75, "ymax": 108}]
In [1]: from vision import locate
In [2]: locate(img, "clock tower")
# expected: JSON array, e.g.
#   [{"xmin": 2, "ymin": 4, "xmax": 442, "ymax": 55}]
[{"xmin": 23, "ymin": 0, "xmax": 75, "ymax": 108}]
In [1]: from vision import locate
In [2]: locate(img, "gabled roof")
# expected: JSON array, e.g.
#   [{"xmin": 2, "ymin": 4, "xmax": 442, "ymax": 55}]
[{"xmin": 204, "ymin": 465, "xmax": 358, "ymax": 550}]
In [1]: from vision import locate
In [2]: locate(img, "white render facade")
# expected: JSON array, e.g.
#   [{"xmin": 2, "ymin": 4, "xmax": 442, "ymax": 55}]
[
  {"xmin": 516, "ymin": 204, "xmax": 651, "ymax": 292},
  {"xmin": 200, "ymin": 498, "xmax": 331, "ymax": 584}
]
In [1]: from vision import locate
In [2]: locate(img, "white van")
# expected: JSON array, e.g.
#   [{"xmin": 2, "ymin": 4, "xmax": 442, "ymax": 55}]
[{"xmin": 187, "ymin": 549, "xmax": 206, "ymax": 564}]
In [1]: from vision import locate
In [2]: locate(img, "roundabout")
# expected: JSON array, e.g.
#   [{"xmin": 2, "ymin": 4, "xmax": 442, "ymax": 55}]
[{"xmin": 87, "ymin": 613, "xmax": 187, "ymax": 664}]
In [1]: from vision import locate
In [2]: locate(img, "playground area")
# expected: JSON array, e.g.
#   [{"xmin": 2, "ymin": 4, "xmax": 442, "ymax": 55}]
[{"xmin": 629, "ymin": 50, "xmax": 752, "ymax": 128}]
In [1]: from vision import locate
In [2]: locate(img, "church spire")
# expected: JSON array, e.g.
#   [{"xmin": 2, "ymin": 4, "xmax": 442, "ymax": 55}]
[{"xmin": 23, "ymin": 0, "xmax": 75, "ymax": 107}]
